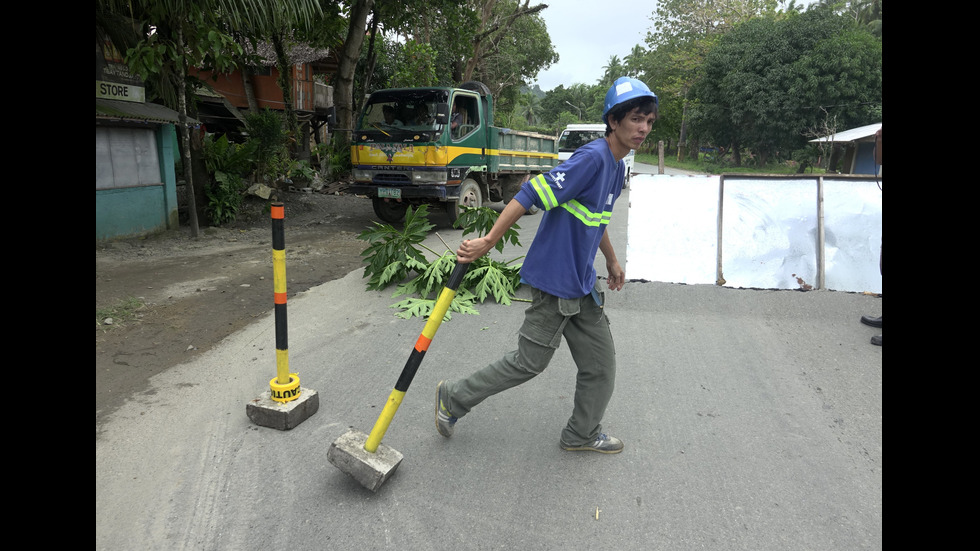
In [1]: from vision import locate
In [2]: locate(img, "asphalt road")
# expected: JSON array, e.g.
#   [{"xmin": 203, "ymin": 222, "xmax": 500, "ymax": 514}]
[{"xmin": 96, "ymin": 170, "xmax": 882, "ymax": 551}]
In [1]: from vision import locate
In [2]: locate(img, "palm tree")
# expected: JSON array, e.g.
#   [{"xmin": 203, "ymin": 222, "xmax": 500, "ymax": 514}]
[
  {"xmin": 600, "ymin": 55, "xmax": 625, "ymax": 86},
  {"xmin": 520, "ymin": 92, "xmax": 542, "ymax": 126},
  {"xmin": 624, "ymin": 45, "xmax": 647, "ymax": 79},
  {"xmin": 853, "ymin": 0, "xmax": 882, "ymax": 36}
]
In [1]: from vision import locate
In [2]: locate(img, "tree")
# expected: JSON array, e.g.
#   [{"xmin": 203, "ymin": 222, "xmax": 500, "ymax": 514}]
[
  {"xmin": 689, "ymin": 6, "xmax": 881, "ymax": 166},
  {"xmin": 389, "ymin": 40, "xmax": 439, "ymax": 88},
  {"xmin": 642, "ymin": 0, "xmax": 779, "ymax": 161},
  {"xmin": 339, "ymin": 0, "xmax": 557, "ymax": 132},
  {"xmin": 647, "ymin": 0, "xmax": 779, "ymax": 51},
  {"xmin": 623, "ymin": 45, "xmax": 647, "ymax": 79},
  {"xmin": 468, "ymin": 2, "xmax": 558, "ymax": 106},
  {"xmin": 851, "ymin": 0, "xmax": 882, "ymax": 36},
  {"xmin": 333, "ymin": 0, "xmax": 375, "ymax": 146},
  {"xmin": 599, "ymin": 55, "xmax": 624, "ymax": 87},
  {"xmin": 461, "ymin": 1, "xmax": 551, "ymax": 82},
  {"xmin": 540, "ymin": 83, "xmax": 600, "ymax": 125},
  {"xmin": 517, "ymin": 91, "xmax": 542, "ymax": 126},
  {"xmin": 358, "ymin": 0, "xmax": 477, "ymax": 97}
]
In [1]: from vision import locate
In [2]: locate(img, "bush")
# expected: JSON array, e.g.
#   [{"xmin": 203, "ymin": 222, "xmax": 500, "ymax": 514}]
[
  {"xmin": 244, "ymin": 109, "xmax": 288, "ymax": 183},
  {"xmin": 202, "ymin": 134, "xmax": 256, "ymax": 225},
  {"xmin": 357, "ymin": 204, "xmax": 524, "ymax": 319}
]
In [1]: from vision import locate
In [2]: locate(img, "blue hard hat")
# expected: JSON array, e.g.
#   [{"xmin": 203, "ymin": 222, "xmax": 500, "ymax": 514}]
[{"xmin": 603, "ymin": 77, "xmax": 658, "ymax": 124}]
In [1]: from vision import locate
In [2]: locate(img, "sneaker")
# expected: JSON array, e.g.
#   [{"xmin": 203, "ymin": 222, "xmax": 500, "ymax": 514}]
[
  {"xmin": 560, "ymin": 433, "xmax": 624, "ymax": 454},
  {"xmin": 435, "ymin": 380, "xmax": 458, "ymax": 437}
]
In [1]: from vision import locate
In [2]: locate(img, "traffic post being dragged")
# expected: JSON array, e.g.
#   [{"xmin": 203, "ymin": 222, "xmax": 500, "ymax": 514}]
[
  {"xmin": 246, "ymin": 202, "xmax": 319, "ymax": 430},
  {"xmin": 328, "ymin": 261, "xmax": 470, "ymax": 492}
]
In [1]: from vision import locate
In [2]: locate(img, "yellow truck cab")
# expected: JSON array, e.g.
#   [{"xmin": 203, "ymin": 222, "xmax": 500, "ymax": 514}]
[{"xmin": 349, "ymin": 81, "xmax": 559, "ymax": 223}]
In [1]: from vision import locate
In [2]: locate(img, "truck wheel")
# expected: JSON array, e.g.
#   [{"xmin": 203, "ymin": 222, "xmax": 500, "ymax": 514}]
[
  {"xmin": 373, "ymin": 197, "xmax": 409, "ymax": 224},
  {"xmin": 447, "ymin": 179, "xmax": 482, "ymax": 224}
]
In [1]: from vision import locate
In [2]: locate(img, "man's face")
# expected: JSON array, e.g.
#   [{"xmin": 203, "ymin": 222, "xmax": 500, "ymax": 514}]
[{"xmin": 609, "ymin": 108, "xmax": 656, "ymax": 150}]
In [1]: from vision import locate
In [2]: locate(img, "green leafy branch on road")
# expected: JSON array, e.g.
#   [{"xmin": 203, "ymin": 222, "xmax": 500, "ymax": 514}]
[{"xmin": 357, "ymin": 204, "xmax": 525, "ymax": 319}]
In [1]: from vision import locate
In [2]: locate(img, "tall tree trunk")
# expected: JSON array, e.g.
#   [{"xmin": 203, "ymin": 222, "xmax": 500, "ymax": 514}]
[
  {"xmin": 361, "ymin": 14, "xmax": 380, "ymax": 97},
  {"xmin": 334, "ymin": 0, "xmax": 375, "ymax": 146},
  {"xmin": 241, "ymin": 66, "xmax": 259, "ymax": 113},
  {"xmin": 828, "ymin": 144, "xmax": 843, "ymax": 172},
  {"xmin": 176, "ymin": 26, "xmax": 200, "ymax": 238},
  {"xmin": 463, "ymin": 0, "xmax": 497, "ymax": 82},
  {"xmin": 186, "ymin": 98, "xmax": 210, "ymax": 223},
  {"xmin": 272, "ymin": 31, "xmax": 300, "ymax": 152},
  {"xmin": 677, "ymin": 95, "xmax": 689, "ymax": 162}
]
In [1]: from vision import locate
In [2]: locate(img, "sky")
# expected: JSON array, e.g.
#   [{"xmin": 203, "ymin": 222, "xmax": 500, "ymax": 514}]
[
  {"xmin": 532, "ymin": 0, "xmax": 659, "ymax": 91},
  {"xmin": 532, "ymin": 0, "xmax": 813, "ymax": 92}
]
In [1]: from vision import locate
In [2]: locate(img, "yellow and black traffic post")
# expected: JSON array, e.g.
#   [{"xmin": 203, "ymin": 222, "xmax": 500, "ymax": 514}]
[
  {"xmin": 246, "ymin": 202, "xmax": 319, "ymax": 430},
  {"xmin": 327, "ymin": 261, "xmax": 470, "ymax": 491},
  {"xmin": 269, "ymin": 202, "xmax": 299, "ymax": 402}
]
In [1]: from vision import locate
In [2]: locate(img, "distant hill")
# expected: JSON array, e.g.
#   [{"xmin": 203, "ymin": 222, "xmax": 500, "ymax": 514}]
[{"xmin": 520, "ymin": 84, "xmax": 546, "ymax": 98}]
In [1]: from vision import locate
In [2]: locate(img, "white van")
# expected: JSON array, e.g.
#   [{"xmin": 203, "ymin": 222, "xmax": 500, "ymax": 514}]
[{"xmin": 557, "ymin": 123, "xmax": 634, "ymax": 188}]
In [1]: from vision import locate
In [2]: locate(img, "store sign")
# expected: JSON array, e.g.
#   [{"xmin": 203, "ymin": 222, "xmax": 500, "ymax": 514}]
[{"xmin": 96, "ymin": 80, "xmax": 145, "ymax": 103}]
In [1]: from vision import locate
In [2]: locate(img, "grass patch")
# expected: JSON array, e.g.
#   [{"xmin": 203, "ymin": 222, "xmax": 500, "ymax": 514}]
[
  {"xmin": 96, "ymin": 296, "xmax": 146, "ymax": 328},
  {"xmin": 638, "ymin": 152, "xmax": 827, "ymax": 176}
]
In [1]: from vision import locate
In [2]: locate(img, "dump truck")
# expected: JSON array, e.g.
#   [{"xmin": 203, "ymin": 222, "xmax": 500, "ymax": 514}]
[{"xmin": 349, "ymin": 81, "xmax": 559, "ymax": 224}]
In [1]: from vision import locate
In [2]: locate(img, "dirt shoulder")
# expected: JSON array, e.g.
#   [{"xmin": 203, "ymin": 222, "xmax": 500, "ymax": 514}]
[{"xmin": 96, "ymin": 189, "xmax": 384, "ymax": 427}]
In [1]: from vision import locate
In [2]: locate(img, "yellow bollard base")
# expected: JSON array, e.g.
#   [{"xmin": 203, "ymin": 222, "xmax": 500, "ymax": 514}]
[
  {"xmin": 246, "ymin": 387, "xmax": 319, "ymax": 431},
  {"xmin": 269, "ymin": 373, "xmax": 301, "ymax": 403}
]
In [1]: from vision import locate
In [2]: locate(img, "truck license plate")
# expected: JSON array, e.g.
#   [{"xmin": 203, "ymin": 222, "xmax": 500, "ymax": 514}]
[{"xmin": 378, "ymin": 187, "xmax": 401, "ymax": 199}]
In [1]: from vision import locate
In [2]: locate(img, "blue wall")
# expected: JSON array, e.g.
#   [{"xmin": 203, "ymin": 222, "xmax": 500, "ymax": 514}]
[
  {"xmin": 853, "ymin": 142, "xmax": 880, "ymax": 176},
  {"xmin": 96, "ymin": 124, "xmax": 179, "ymax": 241}
]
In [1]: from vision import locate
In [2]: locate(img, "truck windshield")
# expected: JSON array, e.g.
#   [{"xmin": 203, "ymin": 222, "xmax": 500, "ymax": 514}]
[{"xmin": 356, "ymin": 90, "xmax": 449, "ymax": 142}]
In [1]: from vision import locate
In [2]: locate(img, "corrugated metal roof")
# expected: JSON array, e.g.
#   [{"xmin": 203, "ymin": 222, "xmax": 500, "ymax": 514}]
[
  {"xmin": 245, "ymin": 41, "xmax": 332, "ymax": 66},
  {"xmin": 809, "ymin": 123, "xmax": 881, "ymax": 144},
  {"xmin": 96, "ymin": 98, "xmax": 199, "ymax": 125}
]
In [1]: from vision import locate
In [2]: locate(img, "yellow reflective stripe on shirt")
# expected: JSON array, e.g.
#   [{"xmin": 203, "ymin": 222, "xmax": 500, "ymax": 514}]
[
  {"xmin": 561, "ymin": 199, "xmax": 613, "ymax": 227},
  {"xmin": 530, "ymin": 174, "xmax": 559, "ymax": 210},
  {"xmin": 528, "ymin": 174, "xmax": 612, "ymax": 227}
]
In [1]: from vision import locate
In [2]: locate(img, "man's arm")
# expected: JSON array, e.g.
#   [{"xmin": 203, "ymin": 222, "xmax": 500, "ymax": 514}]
[
  {"xmin": 456, "ymin": 199, "xmax": 526, "ymax": 263},
  {"xmin": 599, "ymin": 228, "xmax": 625, "ymax": 291}
]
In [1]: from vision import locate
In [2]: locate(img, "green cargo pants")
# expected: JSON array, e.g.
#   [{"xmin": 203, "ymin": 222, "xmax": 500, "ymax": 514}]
[{"xmin": 445, "ymin": 284, "xmax": 617, "ymax": 446}]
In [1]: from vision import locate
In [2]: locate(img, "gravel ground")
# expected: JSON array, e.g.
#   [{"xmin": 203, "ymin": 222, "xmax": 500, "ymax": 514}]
[{"xmin": 96, "ymin": 188, "xmax": 397, "ymax": 428}]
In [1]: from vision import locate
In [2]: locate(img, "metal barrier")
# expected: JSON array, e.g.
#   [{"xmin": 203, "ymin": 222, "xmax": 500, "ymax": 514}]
[{"xmin": 626, "ymin": 174, "xmax": 882, "ymax": 293}]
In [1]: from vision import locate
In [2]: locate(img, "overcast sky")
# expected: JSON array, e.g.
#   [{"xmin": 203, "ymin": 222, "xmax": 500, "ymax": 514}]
[
  {"xmin": 533, "ymin": 0, "xmax": 657, "ymax": 91},
  {"xmin": 532, "ymin": 1, "xmax": 811, "ymax": 92}
]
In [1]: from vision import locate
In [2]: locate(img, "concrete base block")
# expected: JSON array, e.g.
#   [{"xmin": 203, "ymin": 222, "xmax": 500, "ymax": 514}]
[
  {"xmin": 327, "ymin": 429, "xmax": 404, "ymax": 492},
  {"xmin": 246, "ymin": 388, "xmax": 319, "ymax": 430}
]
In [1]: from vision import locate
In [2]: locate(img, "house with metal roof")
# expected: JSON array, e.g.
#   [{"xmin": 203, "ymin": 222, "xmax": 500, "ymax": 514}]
[
  {"xmin": 809, "ymin": 123, "xmax": 882, "ymax": 176},
  {"xmin": 96, "ymin": 38, "xmax": 337, "ymax": 241},
  {"xmin": 96, "ymin": 42, "xmax": 186, "ymax": 241}
]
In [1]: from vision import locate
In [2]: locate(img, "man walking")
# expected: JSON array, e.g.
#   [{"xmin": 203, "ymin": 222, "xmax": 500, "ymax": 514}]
[{"xmin": 435, "ymin": 77, "xmax": 658, "ymax": 453}]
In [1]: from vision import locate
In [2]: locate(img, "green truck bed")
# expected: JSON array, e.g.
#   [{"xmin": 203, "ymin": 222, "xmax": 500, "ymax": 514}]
[{"xmin": 489, "ymin": 127, "xmax": 558, "ymax": 174}]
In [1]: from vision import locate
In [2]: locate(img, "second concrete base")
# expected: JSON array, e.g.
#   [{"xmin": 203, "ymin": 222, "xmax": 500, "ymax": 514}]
[
  {"xmin": 246, "ymin": 388, "xmax": 319, "ymax": 430},
  {"xmin": 327, "ymin": 429, "xmax": 404, "ymax": 492}
]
